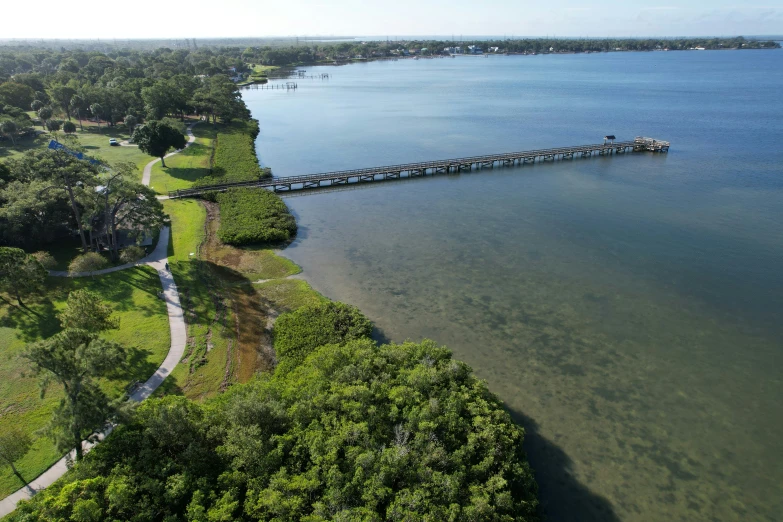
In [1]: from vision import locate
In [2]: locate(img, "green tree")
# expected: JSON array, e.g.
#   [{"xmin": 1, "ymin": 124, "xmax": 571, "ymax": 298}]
[
  {"xmin": 24, "ymin": 328, "xmax": 127, "ymax": 461},
  {"xmin": 30, "ymin": 99, "xmax": 43, "ymax": 112},
  {"xmin": 63, "ymin": 120, "xmax": 77, "ymax": 134},
  {"xmin": 0, "ymin": 82, "xmax": 35, "ymax": 109},
  {"xmin": 59, "ymin": 289, "xmax": 119, "ymax": 331},
  {"xmin": 47, "ymin": 83, "xmax": 76, "ymax": 121},
  {"xmin": 124, "ymin": 114, "xmax": 138, "ymax": 135},
  {"xmin": 13, "ymin": 150, "xmax": 99, "ymax": 253},
  {"xmin": 0, "ymin": 428, "xmax": 32, "ymax": 486},
  {"xmin": 273, "ymin": 301, "xmax": 372, "ymax": 371},
  {"xmin": 46, "ymin": 119, "xmax": 61, "ymax": 133},
  {"xmin": 132, "ymin": 120, "xmax": 186, "ymax": 167},
  {"xmin": 0, "ymin": 119, "xmax": 17, "ymax": 146},
  {"xmin": 70, "ymin": 95, "xmax": 84, "ymax": 131},
  {"xmin": 89, "ymin": 103, "xmax": 103, "ymax": 132},
  {"xmin": 37, "ymin": 106, "xmax": 52, "ymax": 129},
  {"xmin": 0, "ymin": 247, "xmax": 47, "ymax": 306}
]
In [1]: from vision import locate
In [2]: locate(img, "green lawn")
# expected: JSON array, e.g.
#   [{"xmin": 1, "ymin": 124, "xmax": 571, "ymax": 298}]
[
  {"xmin": 149, "ymin": 124, "xmax": 215, "ymax": 195},
  {"xmin": 0, "ymin": 266, "xmax": 170, "ymax": 499}
]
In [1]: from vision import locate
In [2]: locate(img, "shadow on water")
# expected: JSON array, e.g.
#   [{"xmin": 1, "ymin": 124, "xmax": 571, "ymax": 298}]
[{"xmin": 507, "ymin": 407, "xmax": 620, "ymax": 522}]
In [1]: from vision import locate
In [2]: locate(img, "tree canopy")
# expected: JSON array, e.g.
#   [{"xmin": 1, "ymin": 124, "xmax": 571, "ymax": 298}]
[
  {"xmin": 132, "ymin": 120, "xmax": 187, "ymax": 167},
  {"xmin": 10, "ymin": 339, "xmax": 539, "ymax": 521}
]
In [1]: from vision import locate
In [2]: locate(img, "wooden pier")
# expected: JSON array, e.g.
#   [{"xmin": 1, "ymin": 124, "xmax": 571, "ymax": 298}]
[{"xmin": 168, "ymin": 137, "xmax": 670, "ymax": 198}]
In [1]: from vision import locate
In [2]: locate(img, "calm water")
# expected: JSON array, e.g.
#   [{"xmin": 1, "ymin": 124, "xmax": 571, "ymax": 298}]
[{"xmin": 242, "ymin": 52, "xmax": 783, "ymax": 521}]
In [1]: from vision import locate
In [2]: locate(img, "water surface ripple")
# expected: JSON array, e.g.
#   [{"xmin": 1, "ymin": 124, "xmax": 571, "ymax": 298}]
[{"xmin": 243, "ymin": 51, "xmax": 783, "ymax": 521}]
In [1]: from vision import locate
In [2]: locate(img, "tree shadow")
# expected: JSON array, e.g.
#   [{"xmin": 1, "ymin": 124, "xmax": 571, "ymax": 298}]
[
  {"xmin": 506, "ymin": 407, "xmax": 621, "ymax": 522},
  {"xmin": 0, "ymin": 297, "xmax": 59, "ymax": 342}
]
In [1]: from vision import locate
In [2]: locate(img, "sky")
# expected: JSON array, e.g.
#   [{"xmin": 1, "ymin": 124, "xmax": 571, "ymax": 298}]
[{"xmin": 2, "ymin": 0, "xmax": 782, "ymax": 40}]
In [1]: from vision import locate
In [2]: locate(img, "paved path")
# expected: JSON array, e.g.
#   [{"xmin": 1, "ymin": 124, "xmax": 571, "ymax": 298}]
[
  {"xmin": 0, "ymin": 127, "xmax": 194, "ymax": 518},
  {"xmin": 141, "ymin": 122, "xmax": 198, "ymax": 186}
]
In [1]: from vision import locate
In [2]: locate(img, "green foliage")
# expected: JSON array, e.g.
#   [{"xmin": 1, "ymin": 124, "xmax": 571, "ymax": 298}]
[
  {"xmin": 9, "ymin": 340, "xmax": 539, "ymax": 521},
  {"xmin": 31, "ymin": 251, "xmax": 57, "ymax": 269},
  {"xmin": 119, "ymin": 245, "xmax": 145, "ymax": 264},
  {"xmin": 58, "ymin": 289, "xmax": 119, "ymax": 332},
  {"xmin": 0, "ymin": 428, "xmax": 33, "ymax": 486},
  {"xmin": 273, "ymin": 301, "xmax": 372, "ymax": 371},
  {"xmin": 193, "ymin": 120, "xmax": 268, "ymax": 187},
  {"xmin": 132, "ymin": 120, "xmax": 187, "ymax": 165},
  {"xmin": 69, "ymin": 252, "xmax": 108, "ymax": 274},
  {"xmin": 62, "ymin": 120, "xmax": 76, "ymax": 134},
  {"xmin": 0, "ymin": 82, "xmax": 35, "ymax": 109},
  {"xmin": 215, "ymin": 188, "xmax": 296, "ymax": 245},
  {"xmin": 0, "ymin": 246, "xmax": 47, "ymax": 306}
]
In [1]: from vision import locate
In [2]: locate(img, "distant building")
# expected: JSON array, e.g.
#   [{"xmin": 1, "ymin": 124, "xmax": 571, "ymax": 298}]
[
  {"xmin": 489, "ymin": 46, "xmax": 500, "ymax": 53},
  {"xmin": 467, "ymin": 45, "xmax": 483, "ymax": 54}
]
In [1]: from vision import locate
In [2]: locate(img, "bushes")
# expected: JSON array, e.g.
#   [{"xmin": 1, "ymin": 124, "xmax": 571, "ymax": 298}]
[
  {"xmin": 119, "ymin": 246, "xmax": 145, "ymax": 264},
  {"xmin": 8, "ymin": 340, "xmax": 539, "ymax": 521},
  {"xmin": 193, "ymin": 120, "xmax": 270, "ymax": 187},
  {"xmin": 215, "ymin": 188, "xmax": 296, "ymax": 245},
  {"xmin": 68, "ymin": 252, "xmax": 107, "ymax": 274},
  {"xmin": 273, "ymin": 301, "xmax": 372, "ymax": 371}
]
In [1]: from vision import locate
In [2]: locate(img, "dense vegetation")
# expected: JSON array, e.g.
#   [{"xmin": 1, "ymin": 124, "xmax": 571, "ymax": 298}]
[
  {"xmin": 273, "ymin": 301, "xmax": 373, "ymax": 372},
  {"xmin": 193, "ymin": 120, "xmax": 270, "ymax": 187},
  {"xmin": 214, "ymin": 188, "xmax": 296, "ymax": 245},
  {"xmin": 9, "ymin": 339, "xmax": 539, "ymax": 521}
]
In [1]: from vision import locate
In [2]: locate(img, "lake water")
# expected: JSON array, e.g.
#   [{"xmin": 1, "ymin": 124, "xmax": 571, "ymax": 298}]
[{"xmin": 242, "ymin": 51, "xmax": 783, "ymax": 521}]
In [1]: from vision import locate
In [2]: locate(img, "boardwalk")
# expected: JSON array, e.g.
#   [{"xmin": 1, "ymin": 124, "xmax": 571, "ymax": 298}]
[{"xmin": 168, "ymin": 136, "xmax": 670, "ymax": 198}]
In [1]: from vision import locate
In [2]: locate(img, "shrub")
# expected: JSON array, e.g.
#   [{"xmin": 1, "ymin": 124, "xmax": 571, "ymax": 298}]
[
  {"xmin": 68, "ymin": 252, "xmax": 107, "ymax": 274},
  {"xmin": 31, "ymin": 251, "xmax": 57, "ymax": 269},
  {"xmin": 119, "ymin": 245, "xmax": 145, "ymax": 264},
  {"xmin": 193, "ymin": 120, "xmax": 270, "ymax": 187},
  {"xmin": 273, "ymin": 301, "xmax": 372, "ymax": 371},
  {"xmin": 7, "ymin": 340, "xmax": 539, "ymax": 521},
  {"xmin": 215, "ymin": 188, "xmax": 296, "ymax": 245}
]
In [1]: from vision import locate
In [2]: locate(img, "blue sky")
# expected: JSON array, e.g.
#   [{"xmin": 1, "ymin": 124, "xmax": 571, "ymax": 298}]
[{"xmin": 3, "ymin": 0, "xmax": 782, "ymax": 39}]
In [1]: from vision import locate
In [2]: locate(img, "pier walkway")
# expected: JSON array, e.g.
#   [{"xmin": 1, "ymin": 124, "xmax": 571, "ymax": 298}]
[{"xmin": 168, "ymin": 136, "xmax": 669, "ymax": 198}]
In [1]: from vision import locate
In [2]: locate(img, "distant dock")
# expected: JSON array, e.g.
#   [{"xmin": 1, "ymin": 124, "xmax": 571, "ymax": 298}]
[{"xmin": 168, "ymin": 137, "xmax": 670, "ymax": 198}]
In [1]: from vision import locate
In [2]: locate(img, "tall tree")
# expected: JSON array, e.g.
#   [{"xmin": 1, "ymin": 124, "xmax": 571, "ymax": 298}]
[
  {"xmin": 89, "ymin": 103, "xmax": 102, "ymax": 132},
  {"xmin": 124, "ymin": 114, "xmax": 138, "ymax": 135},
  {"xmin": 132, "ymin": 120, "xmax": 186, "ymax": 167},
  {"xmin": 0, "ymin": 428, "xmax": 32, "ymax": 486},
  {"xmin": 70, "ymin": 95, "xmax": 83, "ymax": 131},
  {"xmin": 0, "ymin": 119, "xmax": 17, "ymax": 146},
  {"xmin": 0, "ymin": 82, "xmax": 35, "ymax": 109},
  {"xmin": 37, "ymin": 106, "xmax": 52, "ymax": 130},
  {"xmin": 24, "ymin": 328, "xmax": 126, "ymax": 461},
  {"xmin": 0, "ymin": 247, "xmax": 47, "ymax": 306},
  {"xmin": 11, "ymin": 150, "xmax": 99, "ymax": 253},
  {"xmin": 59, "ymin": 289, "xmax": 119, "ymax": 331},
  {"xmin": 47, "ymin": 84, "xmax": 76, "ymax": 121}
]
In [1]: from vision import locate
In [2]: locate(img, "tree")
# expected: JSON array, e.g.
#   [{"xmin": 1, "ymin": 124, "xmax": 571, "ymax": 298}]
[
  {"xmin": 63, "ymin": 120, "xmax": 77, "ymax": 134},
  {"xmin": 85, "ymin": 163, "xmax": 167, "ymax": 260},
  {"xmin": 89, "ymin": 103, "xmax": 102, "ymax": 132},
  {"xmin": 12, "ymin": 150, "xmax": 100, "ymax": 253},
  {"xmin": 0, "ymin": 119, "xmax": 17, "ymax": 146},
  {"xmin": 0, "ymin": 428, "xmax": 32, "ymax": 486},
  {"xmin": 30, "ymin": 99, "xmax": 43, "ymax": 112},
  {"xmin": 46, "ymin": 119, "xmax": 61, "ymax": 133},
  {"xmin": 0, "ymin": 82, "xmax": 35, "ymax": 109},
  {"xmin": 0, "ymin": 247, "xmax": 47, "ymax": 306},
  {"xmin": 141, "ymin": 82, "xmax": 179, "ymax": 121},
  {"xmin": 31, "ymin": 251, "xmax": 57, "ymax": 269},
  {"xmin": 24, "ymin": 327, "xmax": 127, "ymax": 461},
  {"xmin": 273, "ymin": 301, "xmax": 372, "ymax": 371},
  {"xmin": 132, "ymin": 120, "xmax": 186, "ymax": 167},
  {"xmin": 124, "ymin": 114, "xmax": 137, "ymax": 136},
  {"xmin": 59, "ymin": 289, "xmax": 119, "ymax": 331},
  {"xmin": 70, "ymin": 95, "xmax": 84, "ymax": 131},
  {"xmin": 47, "ymin": 84, "xmax": 76, "ymax": 121},
  {"xmin": 37, "ymin": 106, "xmax": 52, "ymax": 129}
]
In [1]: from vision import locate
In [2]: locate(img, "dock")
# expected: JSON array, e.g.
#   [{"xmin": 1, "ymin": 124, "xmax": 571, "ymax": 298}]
[{"xmin": 168, "ymin": 137, "xmax": 670, "ymax": 198}]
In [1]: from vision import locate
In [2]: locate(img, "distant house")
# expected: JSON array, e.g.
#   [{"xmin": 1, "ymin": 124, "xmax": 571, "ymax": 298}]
[
  {"xmin": 489, "ymin": 46, "xmax": 500, "ymax": 53},
  {"xmin": 467, "ymin": 45, "xmax": 483, "ymax": 54}
]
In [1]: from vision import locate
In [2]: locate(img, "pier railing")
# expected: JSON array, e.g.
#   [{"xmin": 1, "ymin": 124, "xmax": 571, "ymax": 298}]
[{"xmin": 168, "ymin": 137, "xmax": 669, "ymax": 198}]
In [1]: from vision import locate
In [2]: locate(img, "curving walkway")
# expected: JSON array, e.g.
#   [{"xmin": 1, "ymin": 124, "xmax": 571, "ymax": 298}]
[
  {"xmin": 141, "ymin": 122, "xmax": 198, "ymax": 186},
  {"xmin": 0, "ymin": 126, "xmax": 196, "ymax": 518}
]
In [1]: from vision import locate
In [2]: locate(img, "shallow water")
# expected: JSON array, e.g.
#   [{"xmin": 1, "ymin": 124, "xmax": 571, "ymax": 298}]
[{"xmin": 242, "ymin": 51, "xmax": 783, "ymax": 521}]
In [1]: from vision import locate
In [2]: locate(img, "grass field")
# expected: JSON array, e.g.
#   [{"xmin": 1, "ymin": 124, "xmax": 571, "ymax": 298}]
[
  {"xmin": 148, "ymin": 124, "xmax": 215, "ymax": 195},
  {"xmin": 0, "ymin": 266, "xmax": 170, "ymax": 499}
]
